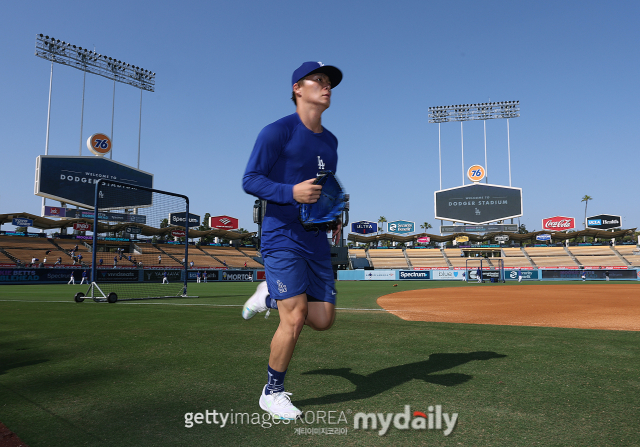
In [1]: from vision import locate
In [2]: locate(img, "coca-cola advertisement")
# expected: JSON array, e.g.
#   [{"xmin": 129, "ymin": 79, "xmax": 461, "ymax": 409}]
[{"xmin": 542, "ymin": 216, "xmax": 575, "ymax": 231}]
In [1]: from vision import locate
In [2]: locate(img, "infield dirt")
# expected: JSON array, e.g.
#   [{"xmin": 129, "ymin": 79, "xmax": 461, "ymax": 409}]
[{"xmin": 377, "ymin": 284, "xmax": 640, "ymax": 331}]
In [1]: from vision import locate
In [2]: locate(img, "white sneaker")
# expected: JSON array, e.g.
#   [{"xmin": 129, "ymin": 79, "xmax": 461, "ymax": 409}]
[
  {"xmin": 259, "ymin": 385, "xmax": 302, "ymax": 420},
  {"xmin": 242, "ymin": 281, "xmax": 269, "ymax": 320}
]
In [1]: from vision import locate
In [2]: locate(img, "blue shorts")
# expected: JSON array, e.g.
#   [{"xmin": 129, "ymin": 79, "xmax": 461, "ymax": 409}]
[{"xmin": 263, "ymin": 250, "xmax": 336, "ymax": 304}]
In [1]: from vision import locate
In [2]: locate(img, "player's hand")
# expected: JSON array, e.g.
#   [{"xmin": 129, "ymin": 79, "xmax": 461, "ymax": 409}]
[{"xmin": 293, "ymin": 178, "xmax": 322, "ymax": 204}]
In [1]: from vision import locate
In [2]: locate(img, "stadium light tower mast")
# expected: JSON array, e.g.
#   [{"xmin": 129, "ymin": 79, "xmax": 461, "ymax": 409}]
[
  {"xmin": 35, "ymin": 34, "xmax": 155, "ymax": 217},
  {"xmin": 429, "ymin": 101, "xmax": 520, "ymax": 187}
]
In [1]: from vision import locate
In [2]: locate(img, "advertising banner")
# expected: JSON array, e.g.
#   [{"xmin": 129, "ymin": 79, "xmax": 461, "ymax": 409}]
[
  {"xmin": 441, "ymin": 224, "xmax": 518, "ymax": 233},
  {"xmin": 210, "ymin": 216, "xmax": 239, "ymax": 230},
  {"xmin": 468, "ymin": 269, "xmax": 502, "ymax": 281},
  {"xmin": 351, "ymin": 221, "xmax": 377, "ymax": 234},
  {"xmin": 387, "ymin": 220, "xmax": 415, "ymax": 234},
  {"xmin": 363, "ymin": 270, "xmax": 396, "ymax": 280},
  {"xmin": 95, "ymin": 269, "xmax": 140, "ymax": 282},
  {"xmin": 35, "ymin": 155, "xmax": 153, "ymax": 209},
  {"xmin": 0, "ymin": 268, "xmax": 230, "ymax": 284},
  {"xmin": 66, "ymin": 209, "xmax": 147, "ymax": 224},
  {"xmin": 536, "ymin": 234, "xmax": 551, "ymax": 241},
  {"xmin": 12, "ymin": 218, "xmax": 33, "ymax": 227},
  {"xmin": 506, "ymin": 269, "xmax": 539, "ymax": 280},
  {"xmin": 586, "ymin": 214, "xmax": 621, "ymax": 230},
  {"xmin": 398, "ymin": 270, "xmax": 430, "ymax": 280},
  {"xmin": 431, "ymin": 270, "xmax": 465, "ymax": 280},
  {"xmin": 220, "ymin": 270, "xmax": 254, "ymax": 281},
  {"xmin": 169, "ymin": 212, "xmax": 201, "ymax": 227},
  {"xmin": 73, "ymin": 222, "xmax": 92, "ymax": 232},
  {"xmin": 0, "ymin": 268, "xmax": 117, "ymax": 284},
  {"xmin": 542, "ymin": 216, "xmax": 575, "ymax": 232},
  {"xmin": 142, "ymin": 269, "xmax": 187, "ymax": 282},
  {"xmin": 541, "ymin": 269, "xmax": 636, "ymax": 280},
  {"xmin": 435, "ymin": 183, "xmax": 523, "ymax": 224},
  {"xmin": 44, "ymin": 206, "xmax": 67, "ymax": 217},
  {"xmin": 417, "ymin": 237, "xmax": 431, "ymax": 243},
  {"xmin": 186, "ymin": 270, "xmax": 219, "ymax": 281}
]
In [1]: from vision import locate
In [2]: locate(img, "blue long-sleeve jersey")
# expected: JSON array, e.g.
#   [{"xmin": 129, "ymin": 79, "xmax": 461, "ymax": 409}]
[{"xmin": 243, "ymin": 113, "xmax": 338, "ymax": 260}]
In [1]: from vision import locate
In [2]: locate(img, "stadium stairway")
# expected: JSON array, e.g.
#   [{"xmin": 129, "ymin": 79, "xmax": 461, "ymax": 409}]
[
  {"xmin": 520, "ymin": 247, "xmax": 537, "ymax": 268},
  {"xmin": 563, "ymin": 246, "xmax": 581, "ymax": 266},
  {"xmin": 154, "ymin": 244, "xmax": 184, "ymax": 265},
  {"xmin": 610, "ymin": 245, "xmax": 632, "ymax": 267},
  {"xmin": 48, "ymin": 239, "xmax": 76, "ymax": 260},
  {"xmin": 403, "ymin": 247, "xmax": 413, "ymax": 269},
  {"xmin": 441, "ymin": 247, "xmax": 453, "ymax": 268},
  {"xmin": 197, "ymin": 246, "xmax": 226, "ymax": 266},
  {"xmin": 0, "ymin": 247, "xmax": 18, "ymax": 265}
]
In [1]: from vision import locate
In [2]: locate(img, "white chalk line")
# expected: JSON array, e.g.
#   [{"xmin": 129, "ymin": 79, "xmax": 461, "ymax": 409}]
[{"xmin": 0, "ymin": 299, "xmax": 404, "ymax": 312}]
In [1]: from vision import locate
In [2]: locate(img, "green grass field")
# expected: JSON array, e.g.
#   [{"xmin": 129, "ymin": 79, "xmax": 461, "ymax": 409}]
[{"xmin": 1, "ymin": 281, "xmax": 638, "ymax": 446}]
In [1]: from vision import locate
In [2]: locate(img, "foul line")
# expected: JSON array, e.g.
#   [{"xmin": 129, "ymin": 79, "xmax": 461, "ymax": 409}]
[{"xmin": 0, "ymin": 299, "xmax": 397, "ymax": 312}]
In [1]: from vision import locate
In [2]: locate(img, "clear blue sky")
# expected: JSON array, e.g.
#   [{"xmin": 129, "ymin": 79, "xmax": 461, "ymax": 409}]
[{"xmin": 1, "ymin": 1, "xmax": 638, "ymax": 234}]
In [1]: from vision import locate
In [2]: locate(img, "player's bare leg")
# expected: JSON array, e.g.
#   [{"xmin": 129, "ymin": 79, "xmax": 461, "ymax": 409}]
[
  {"xmin": 268, "ymin": 295, "xmax": 335, "ymax": 371},
  {"xmin": 305, "ymin": 301, "xmax": 335, "ymax": 331},
  {"xmin": 268, "ymin": 294, "xmax": 308, "ymax": 372}
]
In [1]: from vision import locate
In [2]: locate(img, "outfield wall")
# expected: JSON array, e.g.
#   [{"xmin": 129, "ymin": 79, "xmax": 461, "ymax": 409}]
[
  {"xmin": 337, "ymin": 268, "xmax": 639, "ymax": 281},
  {"xmin": 0, "ymin": 267, "xmax": 266, "ymax": 285},
  {"xmin": 1, "ymin": 267, "xmax": 638, "ymax": 284}
]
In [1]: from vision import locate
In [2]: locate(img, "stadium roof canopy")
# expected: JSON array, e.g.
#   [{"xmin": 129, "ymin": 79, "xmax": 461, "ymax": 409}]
[{"xmin": 0, "ymin": 213, "xmax": 253, "ymax": 240}]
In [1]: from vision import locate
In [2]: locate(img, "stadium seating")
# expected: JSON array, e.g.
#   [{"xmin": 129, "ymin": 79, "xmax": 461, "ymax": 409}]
[
  {"xmin": 614, "ymin": 245, "xmax": 640, "ymax": 266},
  {"xmin": 523, "ymin": 247, "xmax": 578, "ymax": 268},
  {"xmin": 569, "ymin": 246, "xmax": 628, "ymax": 267},
  {"xmin": 200, "ymin": 246, "xmax": 258, "ymax": 268},
  {"xmin": 367, "ymin": 249, "xmax": 409, "ymax": 269},
  {"xmin": 405, "ymin": 248, "xmax": 448, "ymax": 268},
  {"xmin": 1, "ymin": 234, "xmax": 637, "ymax": 270},
  {"xmin": 499, "ymin": 248, "xmax": 534, "ymax": 268},
  {"xmin": 0, "ymin": 236, "xmax": 60, "ymax": 266},
  {"xmin": 133, "ymin": 243, "xmax": 183, "ymax": 267}
]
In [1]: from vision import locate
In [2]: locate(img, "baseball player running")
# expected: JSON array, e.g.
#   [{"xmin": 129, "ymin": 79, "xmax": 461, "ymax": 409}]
[{"xmin": 241, "ymin": 61, "xmax": 343, "ymax": 420}]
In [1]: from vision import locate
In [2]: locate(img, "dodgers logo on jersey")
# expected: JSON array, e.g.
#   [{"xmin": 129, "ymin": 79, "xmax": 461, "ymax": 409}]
[{"xmin": 317, "ymin": 156, "xmax": 325, "ymax": 170}]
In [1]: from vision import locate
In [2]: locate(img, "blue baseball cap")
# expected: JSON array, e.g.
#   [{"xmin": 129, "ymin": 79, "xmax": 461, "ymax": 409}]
[{"xmin": 292, "ymin": 61, "xmax": 342, "ymax": 88}]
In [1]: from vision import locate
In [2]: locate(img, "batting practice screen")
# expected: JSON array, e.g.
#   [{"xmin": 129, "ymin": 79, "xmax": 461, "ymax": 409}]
[{"xmin": 88, "ymin": 179, "xmax": 190, "ymax": 302}]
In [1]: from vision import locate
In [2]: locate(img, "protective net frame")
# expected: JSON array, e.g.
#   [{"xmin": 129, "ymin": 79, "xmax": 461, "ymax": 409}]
[
  {"xmin": 82, "ymin": 179, "xmax": 192, "ymax": 303},
  {"xmin": 465, "ymin": 258, "xmax": 505, "ymax": 283}
]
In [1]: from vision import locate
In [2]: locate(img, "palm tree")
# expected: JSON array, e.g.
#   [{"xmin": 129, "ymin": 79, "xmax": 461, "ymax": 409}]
[
  {"xmin": 420, "ymin": 222, "xmax": 432, "ymax": 233},
  {"xmin": 378, "ymin": 216, "xmax": 387, "ymax": 234},
  {"xmin": 581, "ymin": 195, "xmax": 592, "ymax": 242}
]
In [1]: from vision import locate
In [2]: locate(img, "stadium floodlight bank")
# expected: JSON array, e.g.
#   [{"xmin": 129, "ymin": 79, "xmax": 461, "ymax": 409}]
[
  {"xmin": 76, "ymin": 179, "xmax": 194, "ymax": 303},
  {"xmin": 35, "ymin": 34, "xmax": 155, "ymax": 92},
  {"xmin": 428, "ymin": 101, "xmax": 520, "ymax": 123}
]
